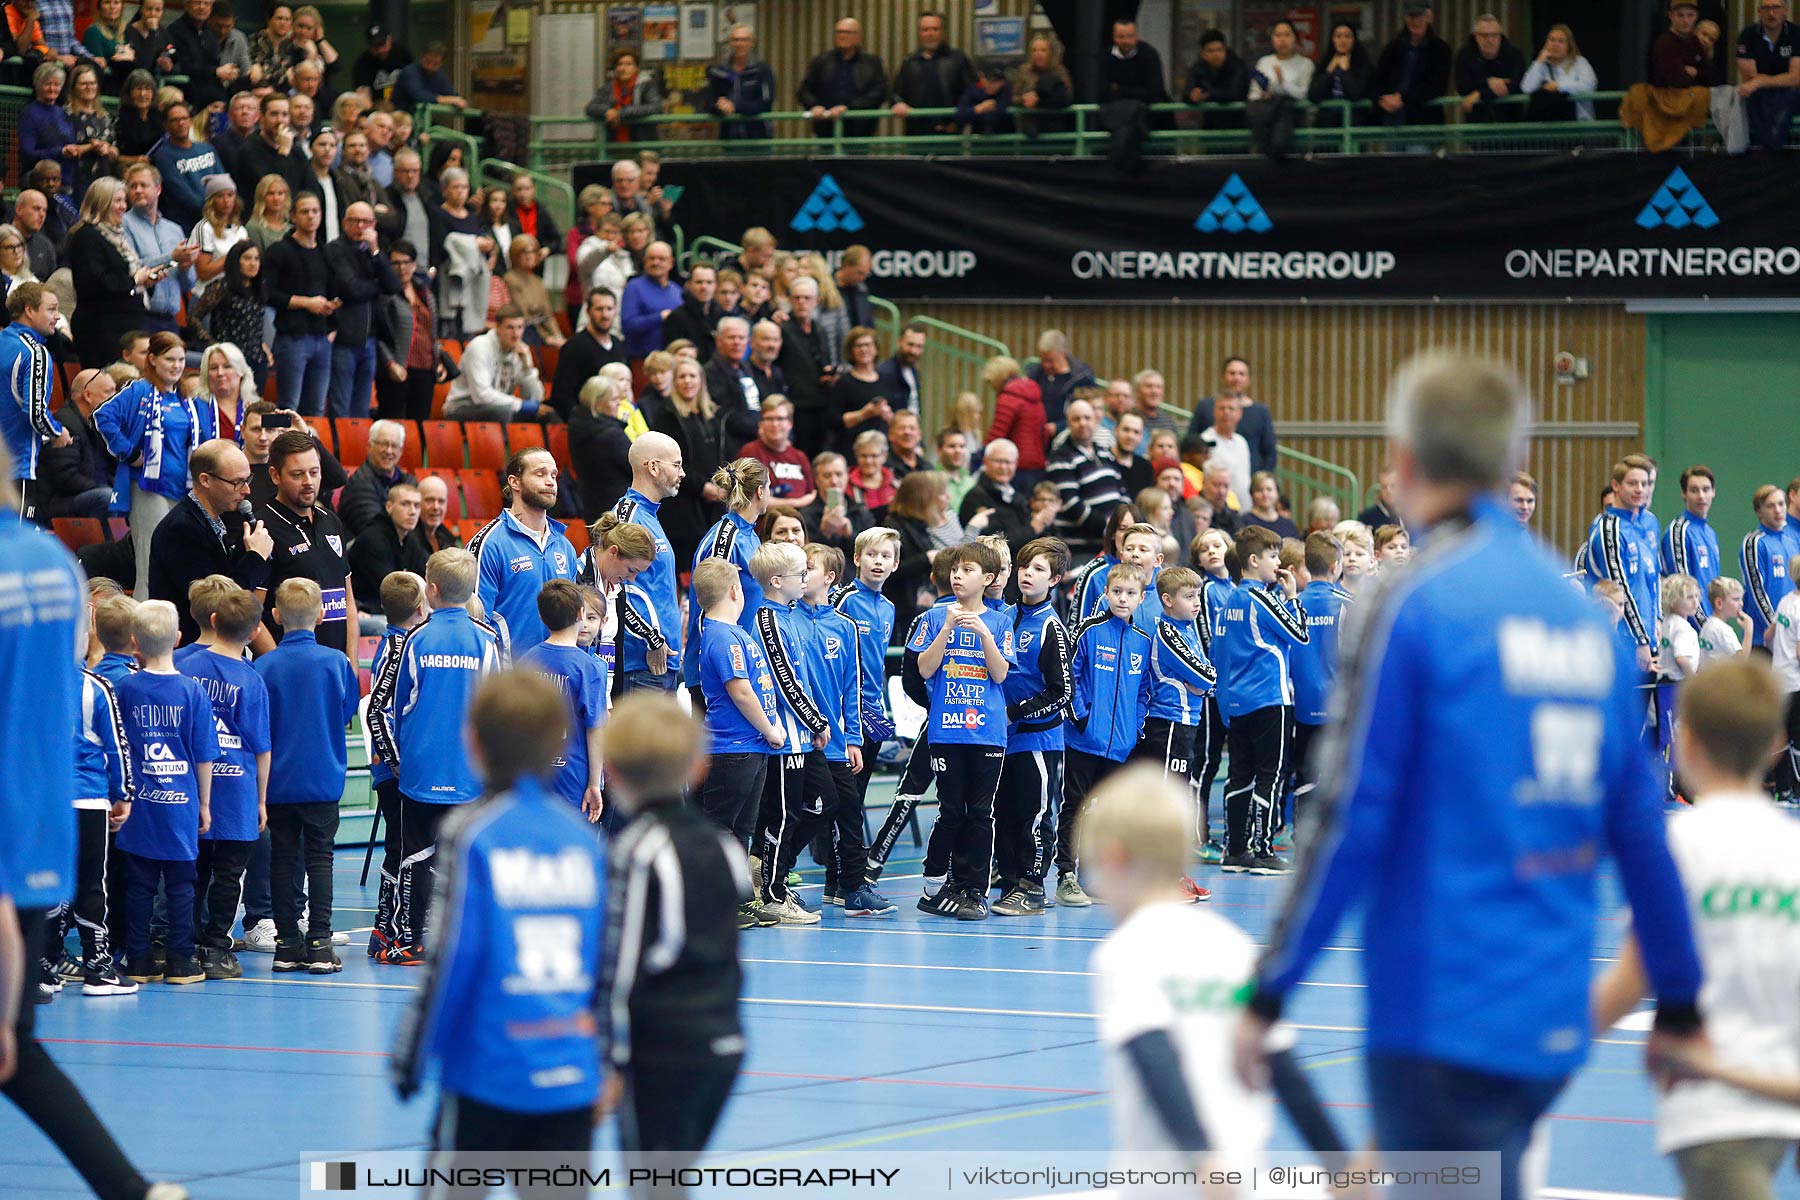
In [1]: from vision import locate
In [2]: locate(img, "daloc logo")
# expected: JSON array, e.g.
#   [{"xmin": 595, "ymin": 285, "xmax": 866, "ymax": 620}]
[
  {"xmin": 1635, "ymin": 167, "xmax": 1719, "ymax": 230},
  {"xmin": 1194, "ymin": 173, "xmax": 1272, "ymax": 234},
  {"xmin": 790, "ymin": 175, "xmax": 864, "ymax": 233}
]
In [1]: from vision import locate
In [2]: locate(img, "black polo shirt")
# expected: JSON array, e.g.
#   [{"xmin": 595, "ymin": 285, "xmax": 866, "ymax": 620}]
[
  {"xmin": 258, "ymin": 497, "xmax": 353, "ymax": 653},
  {"xmin": 1738, "ymin": 20, "xmax": 1800, "ymax": 77}
]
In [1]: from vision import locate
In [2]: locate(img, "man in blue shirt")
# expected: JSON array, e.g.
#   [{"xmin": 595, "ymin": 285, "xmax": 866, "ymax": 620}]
[
  {"xmin": 367, "ymin": 549, "xmax": 505, "ymax": 965},
  {"xmin": 391, "ymin": 41, "xmax": 467, "ymax": 114},
  {"xmin": 122, "ymin": 164, "xmax": 200, "ymax": 339},
  {"xmin": 611, "ymin": 435, "xmax": 684, "ymax": 697},
  {"xmin": 1290, "ymin": 533, "xmax": 1351, "ymax": 840},
  {"xmin": 620, "ymin": 242, "xmax": 684, "ymax": 361},
  {"xmin": 147, "ymin": 103, "xmax": 220, "ymax": 232},
  {"xmin": 1585, "ymin": 454, "xmax": 1661, "ymax": 672},
  {"xmin": 522, "ymin": 581, "xmax": 608, "ymax": 822},
  {"xmin": 1661, "ymin": 464, "xmax": 1720, "ymax": 618},
  {"xmin": 1736, "ymin": 3, "xmax": 1800, "ymax": 151},
  {"xmin": 1236, "ymin": 353, "xmax": 1704, "ymax": 1200},
  {"xmin": 467, "ymin": 447, "xmax": 578, "ymax": 657},
  {"xmin": 0, "ymin": 283, "xmax": 69, "ymax": 523}
]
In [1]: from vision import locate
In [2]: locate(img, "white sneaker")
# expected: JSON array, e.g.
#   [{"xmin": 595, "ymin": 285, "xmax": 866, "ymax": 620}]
[
  {"xmin": 761, "ymin": 896, "xmax": 821, "ymax": 925},
  {"xmin": 330, "ymin": 931, "xmax": 350, "ymax": 945},
  {"xmin": 241, "ymin": 920, "xmax": 277, "ymax": 953},
  {"xmin": 145, "ymin": 1184, "xmax": 191, "ymax": 1200}
]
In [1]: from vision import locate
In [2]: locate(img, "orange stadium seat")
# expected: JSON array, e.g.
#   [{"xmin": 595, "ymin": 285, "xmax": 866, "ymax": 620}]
[
  {"xmin": 459, "ymin": 471, "xmax": 503, "ymax": 522},
  {"xmin": 506, "ymin": 423, "xmax": 545, "ymax": 454},
  {"xmin": 52, "ymin": 518, "xmax": 105, "ymax": 551},
  {"xmin": 465, "ymin": 422, "xmax": 507, "ymax": 471},
  {"xmin": 423, "ymin": 421, "xmax": 465, "ymax": 469},
  {"xmin": 334, "ymin": 418, "xmax": 372, "ymax": 469}
]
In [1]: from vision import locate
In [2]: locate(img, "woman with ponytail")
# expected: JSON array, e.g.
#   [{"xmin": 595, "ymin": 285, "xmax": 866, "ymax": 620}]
[{"xmin": 680, "ymin": 458, "xmax": 770, "ymax": 711}]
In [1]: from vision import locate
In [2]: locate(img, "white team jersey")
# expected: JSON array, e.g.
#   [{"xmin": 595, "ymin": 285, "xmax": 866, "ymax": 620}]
[
  {"xmin": 1659, "ymin": 615, "xmax": 1700, "ymax": 681},
  {"xmin": 1657, "ymin": 793, "xmax": 1800, "ymax": 1153},
  {"xmin": 1773, "ymin": 593, "xmax": 1800, "ymax": 693},
  {"xmin": 1094, "ymin": 902, "xmax": 1279, "ymax": 1169},
  {"xmin": 1697, "ymin": 615, "xmax": 1742, "ymax": 664}
]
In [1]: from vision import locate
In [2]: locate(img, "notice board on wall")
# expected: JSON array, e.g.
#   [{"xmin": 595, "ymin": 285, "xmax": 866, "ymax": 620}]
[{"xmin": 534, "ymin": 11, "xmax": 603, "ymax": 140}]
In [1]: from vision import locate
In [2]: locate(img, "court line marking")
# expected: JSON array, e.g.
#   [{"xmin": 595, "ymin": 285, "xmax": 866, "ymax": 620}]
[{"xmin": 743, "ymin": 957, "xmax": 1363, "ymax": 989}]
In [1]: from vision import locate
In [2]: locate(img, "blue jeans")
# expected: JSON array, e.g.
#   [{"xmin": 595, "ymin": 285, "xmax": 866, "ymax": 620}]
[
  {"xmin": 1366, "ymin": 1054, "xmax": 1565, "ymax": 1200},
  {"xmin": 1746, "ymin": 87, "xmax": 1800, "ymax": 152},
  {"xmin": 274, "ymin": 332, "xmax": 333, "ymax": 417},
  {"xmin": 617, "ymin": 668, "xmax": 679, "ymax": 696},
  {"xmin": 328, "ymin": 339, "xmax": 377, "ymax": 419}
]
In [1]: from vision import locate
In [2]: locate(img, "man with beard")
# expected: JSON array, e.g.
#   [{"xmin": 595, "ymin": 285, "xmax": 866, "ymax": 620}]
[
  {"xmin": 256, "ymin": 430, "xmax": 357, "ymax": 656},
  {"xmin": 241, "ymin": 402, "xmax": 348, "ymax": 510},
  {"xmin": 875, "ymin": 322, "xmax": 927, "ymax": 415},
  {"xmin": 466, "ymin": 447, "xmax": 578, "ymax": 656}
]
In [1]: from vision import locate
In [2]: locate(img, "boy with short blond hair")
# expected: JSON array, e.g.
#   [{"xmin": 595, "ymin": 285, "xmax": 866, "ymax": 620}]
[
  {"xmin": 91, "ymin": 594, "xmax": 139, "ymax": 686},
  {"xmin": 114, "ymin": 601, "xmax": 219, "ymax": 985},
  {"xmin": 174, "ymin": 575, "xmax": 241, "ymax": 666},
  {"xmin": 181, "ymin": 586, "xmax": 271, "ymax": 980},
  {"xmin": 1116, "ymin": 523, "xmax": 1166, "ymax": 632},
  {"xmin": 1700, "ymin": 577, "xmax": 1754, "ymax": 663},
  {"xmin": 832, "ymin": 525, "xmax": 900, "ymax": 830},
  {"xmin": 254, "ymin": 578, "xmax": 361, "ymax": 974},
  {"xmin": 1058, "ymin": 559, "xmax": 1156, "ymax": 907},
  {"xmin": 993, "ymin": 537, "xmax": 1073, "ymax": 916},
  {"xmin": 1132, "ymin": 565, "xmax": 1217, "ymax": 902},
  {"xmin": 909, "ymin": 540, "xmax": 1016, "ymax": 920}
]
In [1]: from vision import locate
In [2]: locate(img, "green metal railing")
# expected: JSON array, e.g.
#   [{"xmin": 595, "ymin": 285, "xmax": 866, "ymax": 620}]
[
  {"xmin": 478, "ymin": 156, "xmax": 576, "ymax": 232},
  {"xmin": 526, "ymin": 90, "xmax": 1681, "ymax": 175},
  {"xmin": 1276, "ymin": 445, "xmax": 1361, "ymax": 518}
]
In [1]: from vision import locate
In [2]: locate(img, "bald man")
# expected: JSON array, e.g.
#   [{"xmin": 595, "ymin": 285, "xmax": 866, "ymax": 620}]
[
  {"xmin": 606, "ymin": 432, "xmax": 686, "ymax": 696},
  {"xmin": 323, "ymin": 200, "xmax": 404, "ymax": 418},
  {"xmin": 798, "ymin": 17, "xmax": 888, "ymax": 138}
]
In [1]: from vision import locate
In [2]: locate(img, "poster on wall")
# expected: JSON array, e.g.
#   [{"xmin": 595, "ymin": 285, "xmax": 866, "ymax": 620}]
[
  {"xmin": 719, "ymin": 2, "xmax": 754, "ymax": 36},
  {"xmin": 680, "ymin": 4, "xmax": 714, "ymax": 59},
  {"xmin": 1243, "ymin": 5, "xmax": 1319, "ymax": 57},
  {"xmin": 607, "ymin": 6, "xmax": 642, "ymax": 51},
  {"xmin": 1327, "ymin": 2, "xmax": 1373, "ymax": 38},
  {"xmin": 470, "ymin": 0, "xmax": 505, "ymax": 52},
  {"xmin": 642, "ymin": 2, "xmax": 679, "ymax": 60},
  {"xmin": 974, "ymin": 17, "xmax": 1024, "ymax": 56}
]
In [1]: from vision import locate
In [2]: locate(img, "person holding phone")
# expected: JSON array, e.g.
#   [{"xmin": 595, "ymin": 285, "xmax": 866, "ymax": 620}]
[
  {"xmin": 238, "ymin": 399, "xmax": 347, "ymax": 509},
  {"xmin": 121, "ymin": 163, "xmax": 200, "ymax": 340}
]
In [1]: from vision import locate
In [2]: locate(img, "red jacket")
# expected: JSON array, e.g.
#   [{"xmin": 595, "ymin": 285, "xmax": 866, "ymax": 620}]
[{"xmin": 987, "ymin": 375, "xmax": 1047, "ymax": 470}]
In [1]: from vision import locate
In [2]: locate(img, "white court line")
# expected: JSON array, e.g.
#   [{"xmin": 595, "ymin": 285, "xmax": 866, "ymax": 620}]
[
  {"xmin": 744, "ymin": 957, "xmax": 1364, "ymax": 989},
  {"xmin": 1015, "ymin": 1189, "xmax": 1670, "ymax": 1200}
]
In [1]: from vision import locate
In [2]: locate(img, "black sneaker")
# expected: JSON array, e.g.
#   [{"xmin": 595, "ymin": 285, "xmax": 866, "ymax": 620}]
[
  {"xmin": 162, "ymin": 956, "xmax": 206, "ymax": 985},
  {"xmin": 150, "ymin": 939, "xmax": 167, "ymax": 969},
  {"xmin": 737, "ymin": 901, "xmax": 780, "ymax": 929},
  {"xmin": 1221, "ymin": 853, "xmax": 1257, "ymax": 873},
  {"xmin": 199, "ymin": 948, "xmax": 243, "ymax": 980},
  {"xmin": 125, "ymin": 954, "xmax": 163, "ymax": 984},
  {"xmin": 864, "ymin": 863, "xmax": 884, "ymax": 886},
  {"xmin": 307, "ymin": 938, "xmax": 343, "ymax": 974},
  {"xmin": 917, "ymin": 886, "xmax": 960, "ymax": 916},
  {"xmin": 272, "ymin": 939, "xmax": 309, "ymax": 972},
  {"xmin": 821, "ymin": 885, "xmax": 844, "ymax": 907},
  {"xmin": 953, "ymin": 889, "xmax": 990, "ymax": 921},
  {"xmin": 1248, "ymin": 855, "xmax": 1291, "ymax": 876},
  {"xmin": 81, "ymin": 958, "xmax": 139, "ymax": 996}
]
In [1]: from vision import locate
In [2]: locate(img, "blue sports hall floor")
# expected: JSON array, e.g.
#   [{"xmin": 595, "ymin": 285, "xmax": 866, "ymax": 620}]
[{"xmin": 3, "ymin": 785, "xmax": 1785, "ymax": 1200}]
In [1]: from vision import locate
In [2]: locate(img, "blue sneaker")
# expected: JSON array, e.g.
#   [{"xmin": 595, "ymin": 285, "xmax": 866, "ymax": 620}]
[
  {"xmin": 843, "ymin": 886, "xmax": 897, "ymax": 917},
  {"xmin": 1199, "ymin": 839, "xmax": 1226, "ymax": 864}
]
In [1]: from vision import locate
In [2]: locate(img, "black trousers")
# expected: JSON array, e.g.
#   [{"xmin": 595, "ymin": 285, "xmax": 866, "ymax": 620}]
[
  {"xmin": 819, "ymin": 759, "xmax": 870, "ymax": 894},
  {"xmin": 868, "ymin": 735, "xmax": 935, "ymax": 869},
  {"xmin": 758, "ymin": 751, "xmax": 836, "ymax": 903},
  {"xmin": 1133, "ymin": 716, "xmax": 1198, "ymax": 779},
  {"xmin": 993, "ymin": 749, "xmax": 1061, "ymax": 890},
  {"xmin": 1289, "ymin": 720, "xmax": 1322, "ymax": 838},
  {"xmin": 1057, "ymin": 747, "xmax": 1122, "ymax": 878},
  {"xmin": 698, "ymin": 752, "xmax": 769, "ymax": 856},
  {"xmin": 1779, "ymin": 691, "xmax": 1800, "ymax": 796},
  {"xmin": 5, "ymin": 907, "xmax": 150, "ymax": 1200},
  {"xmin": 920, "ymin": 744, "xmax": 1005, "ymax": 890},
  {"xmin": 50, "ymin": 807, "xmax": 113, "ymax": 963},
  {"xmin": 1190, "ymin": 695, "xmax": 1228, "ymax": 845},
  {"xmin": 193, "ymin": 836, "xmax": 256, "ymax": 951},
  {"xmin": 430, "ymin": 1091, "xmax": 595, "ymax": 1199},
  {"xmin": 391, "ymin": 796, "xmax": 452, "ymax": 949},
  {"xmin": 269, "ymin": 800, "xmax": 339, "ymax": 942},
  {"xmin": 377, "ymin": 365, "xmax": 438, "ymax": 423},
  {"xmin": 374, "ymin": 779, "xmax": 404, "ymax": 942},
  {"xmin": 1225, "ymin": 704, "xmax": 1290, "ymax": 858},
  {"xmin": 119, "ymin": 851, "xmax": 195, "ymax": 961},
  {"xmin": 618, "ymin": 1055, "xmax": 743, "ymax": 1200}
]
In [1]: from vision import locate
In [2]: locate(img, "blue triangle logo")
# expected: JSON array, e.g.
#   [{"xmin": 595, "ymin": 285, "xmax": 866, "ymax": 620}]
[
  {"xmin": 1635, "ymin": 167, "xmax": 1718, "ymax": 230},
  {"xmin": 1194, "ymin": 173, "xmax": 1272, "ymax": 235},
  {"xmin": 789, "ymin": 174, "xmax": 864, "ymax": 233}
]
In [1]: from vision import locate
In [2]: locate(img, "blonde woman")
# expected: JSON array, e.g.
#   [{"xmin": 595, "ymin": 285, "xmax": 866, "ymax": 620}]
[
  {"xmin": 802, "ymin": 251, "xmax": 849, "ymax": 353},
  {"xmin": 572, "ymin": 373, "xmax": 632, "ymax": 518},
  {"xmin": 0, "ymin": 225, "xmax": 35, "ymax": 298},
  {"xmin": 245, "ymin": 174, "xmax": 293, "ymax": 250},
  {"xmin": 190, "ymin": 175, "xmax": 245, "ymax": 298},
  {"xmin": 67, "ymin": 177, "xmax": 163, "ymax": 369},
  {"xmin": 599, "ymin": 361, "xmax": 647, "ymax": 438},
  {"xmin": 650, "ymin": 358, "xmax": 726, "ymax": 566},
  {"xmin": 198, "ymin": 341, "xmax": 259, "ymax": 435},
  {"xmin": 594, "ymin": 211, "xmax": 648, "ymax": 304},
  {"xmin": 564, "ymin": 181, "xmax": 614, "ymax": 318}
]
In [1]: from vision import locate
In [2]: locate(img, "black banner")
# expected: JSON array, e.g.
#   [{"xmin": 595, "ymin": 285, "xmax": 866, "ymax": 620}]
[{"xmin": 580, "ymin": 154, "xmax": 1800, "ymax": 302}]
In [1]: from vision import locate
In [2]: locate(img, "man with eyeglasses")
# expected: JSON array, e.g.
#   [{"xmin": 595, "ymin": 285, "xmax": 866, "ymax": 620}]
[
  {"xmin": 324, "ymin": 201, "xmax": 403, "ymax": 420},
  {"xmin": 605, "ymin": 432, "xmax": 685, "ymax": 697},
  {"xmin": 1736, "ymin": 0, "xmax": 1800, "ymax": 151},
  {"xmin": 147, "ymin": 437, "xmax": 276, "ymax": 647},
  {"xmin": 737, "ymin": 397, "xmax": 816, "ymax": 509}
]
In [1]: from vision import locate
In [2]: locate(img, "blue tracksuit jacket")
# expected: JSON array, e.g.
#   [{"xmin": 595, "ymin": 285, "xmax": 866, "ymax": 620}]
[
  {"xmin": 0, "ymin": 321, "xmax": 59, "ymax": 481},
  {"xmin": 368, "ymin": 607, "xmax": 505, "ymax": 804},
  {"xmin": 797, "ymin": 599, "xmax": 863, "ymax": 763},
  {"xmin": 253, "ymin": 629, "xmax": 359, "ymax": 806},
  {"xmin": 75, "ymin": 669, "xmax": 133, "ymax": 804},
  {"xmin": 751, "ymin": 598, "xmax": 829, "ymax": 756},
  {"xmin": 612, "ymin": 489, "xmax": 680, "ymax": 674},
  {"xmin": 1146, "ymin": 616, "xmax": 1215, "ymax": 726},
  {"xmin": 1066, "ymin": 613, "xmax": 1154, "ymax": 761},
  {"xmin": 1072, "ymin": 553, "xmax": 1117, "ymax": 619},
  {"xmin": 1660, "ymin": 510, "xmax": 1719, "ymax": 617},
  {"xmin": 467, "ymin": 509, "xmax": 578, "ymax": 656},
  {"xmin": 1217, "ymin": 579, "xmax": 1309, "ymax": 718},
  {"xmin": 1292, "ymin": 580, "xmax": 1352, "ymax": 726},
  {"xmin": 94, "ymin": 379, "xmax": 218, "ymax": 503},
  {"xmin": 831, "ymin": 578, "xmax": 896, "ymax": 744},
  {"xmin": 1250, "ymin": 499, "xmax": 1703, "ymax": 1081},
  {"xmin": 1584, "ymin": 506, "xmax": 1660, "ymax": 650},
  {"xmin": 369, "ymin": 626, "xmax": 408, "ymax": 787},
  {"xmin": 1004, "ymin": 599, "xmax": 1071, "ymax": 754},
  {"xmin": 681, "ymin": 510, "xmax": 761, "ymax": 682},
  {"xmin": 1742, "ymin": 522, "xmax": 1798, "ymax": 648},
  {"xmin": 390, "ymin": 776, "xmax": 606, "ymax": 1112}
]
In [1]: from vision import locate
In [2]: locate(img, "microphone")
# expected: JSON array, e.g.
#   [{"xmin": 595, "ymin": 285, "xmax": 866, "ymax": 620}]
[{"xmin": 237, "ymin": 500, "xmax": 255, "ymax": 522}]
